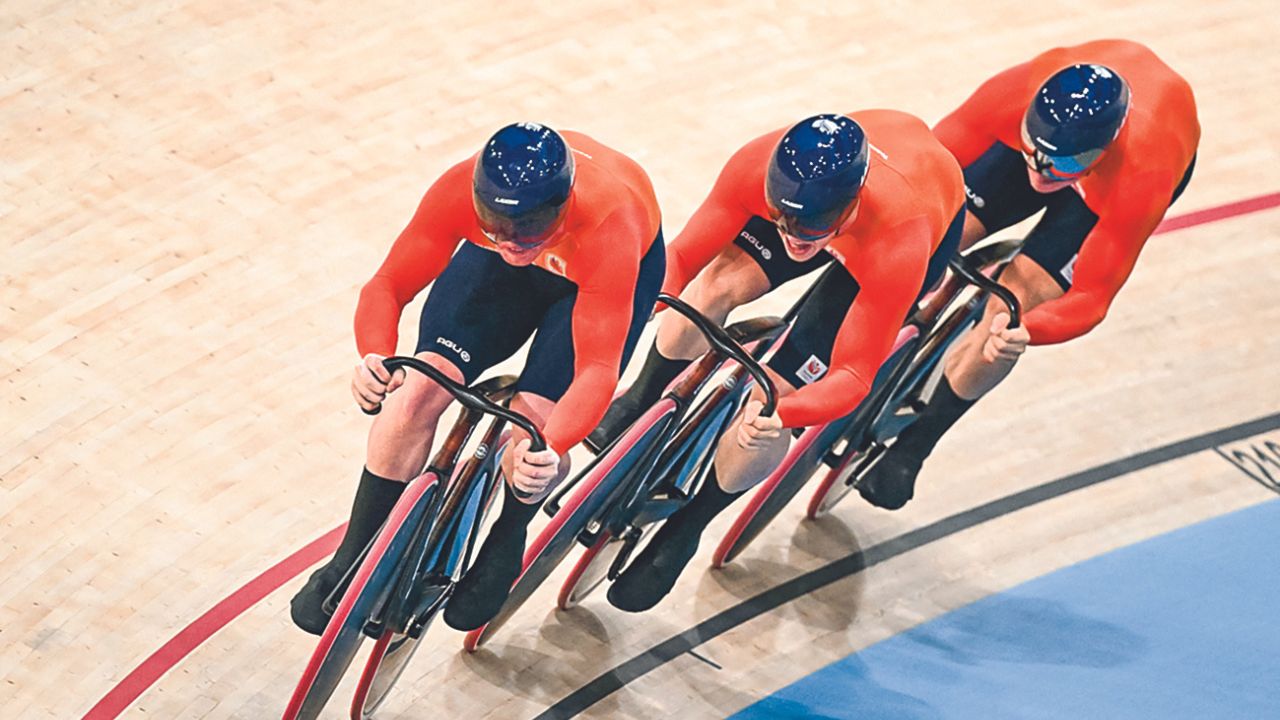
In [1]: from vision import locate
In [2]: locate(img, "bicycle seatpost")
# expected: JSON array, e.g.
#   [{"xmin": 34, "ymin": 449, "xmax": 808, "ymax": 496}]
[{"xmin": 655, "ymin": 293, "xmax": 779, "ymax": 417}]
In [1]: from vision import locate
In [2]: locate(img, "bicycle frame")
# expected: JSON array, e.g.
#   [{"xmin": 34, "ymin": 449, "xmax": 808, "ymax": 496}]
[
  {"xmin": 284, "ymin": 369, "xmax": 538, "ymax": 720},
  {"xmin": 463, "ymin": 301, "xmax": 786, "ymax": 649},
  {"xmin": 715, "ymin": 237, "xmax": 1027, "ymax": 560}
]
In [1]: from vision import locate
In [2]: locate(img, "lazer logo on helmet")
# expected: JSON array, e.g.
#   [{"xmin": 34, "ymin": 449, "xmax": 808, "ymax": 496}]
[
  {"xmin": 436, "ymin": 337, "xmax": 471, "ymax": 363},
  {"xmin": 765, "ymin": 113, "xmax": 869, "ymax": 242},
  {"xmin": 473, "ymin": 121, "xmax": 575, "ymax": 247}
]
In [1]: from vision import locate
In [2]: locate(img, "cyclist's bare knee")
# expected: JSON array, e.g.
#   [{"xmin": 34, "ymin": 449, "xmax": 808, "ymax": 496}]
[
  {"xmin": 944, "ymin": 254, "xmax": 1061, "ymax": 393},
  {"xmin": 377, "ymin": 352, "xmax": 464, "ymax": 425},
  {"xmin": 713, "ymin": 368, "xmax": 795, "ymax": 492},
  {"xmin": 692, "ymin": 249, "xmax": 771, "ymax": 314}
]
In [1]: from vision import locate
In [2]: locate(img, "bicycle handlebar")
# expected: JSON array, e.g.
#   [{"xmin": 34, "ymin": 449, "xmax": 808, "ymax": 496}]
[
  {"xmin": 362, "ymin": 356, "xmax": 548, "ymax": 454},
  {"xmin": 656, "ymin": 293, "xmax": 779, "ymax": 417},
  {"xmin": 946, "ymin": 256, "xmax": 1023, "ymax": 329}
]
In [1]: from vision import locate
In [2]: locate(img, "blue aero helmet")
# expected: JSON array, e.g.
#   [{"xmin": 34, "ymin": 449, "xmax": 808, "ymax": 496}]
[
  {"xmin": 1022, "ymin": 64, "xmax": 1131, "ymax": 181},
  {"xmin": 473, "ymin": 122, "xmax": 575, "ymax": 247},
  {"xmin": 765, "ymin": 114, "xmax": 870, "ymax": 242}
]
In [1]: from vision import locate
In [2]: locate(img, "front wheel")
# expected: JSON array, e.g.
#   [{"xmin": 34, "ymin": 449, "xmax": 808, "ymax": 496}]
[
  {"xmin": 557, "ymin": 523, "xmax": 652, "ymax": 610},
  {"xmin": 349, "ymin": 615, "xmax": 431, "ymax": 719},
  {"xmin": 710, "ymin": 419, "xmax": 849, "ymax": 568},
  {"xmin": 282, "ymin": 475, "xmax": 439, "ymax": 720},
  {"xmin": 805, "ymin": 447, "xmax": 866, "ymax": 519},
  {"xmin": 463, "ymin": 401, "xmax": 677, "ymax": 651},
  {"xmin": 557, "ymin": 533, "xmax": 614, "ymax": 611}
]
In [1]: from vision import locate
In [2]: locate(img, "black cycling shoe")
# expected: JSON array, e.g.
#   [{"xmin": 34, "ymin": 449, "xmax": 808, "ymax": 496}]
[
  {"xmin": 443, "ymin": 528, "xmax": 527, "ymax": 631},
  {"xmin": 607, "ymin": 524, "xmax": 700, "ymax": 613},
  {"xmin": 857, "ymin": 446, "xmax": 924, "ymax": 510},
  {"xmin": 585, "ymin": 396, "xmax": 645, "ymax": 453},
  {"xmin": 290, "ymin": 563, "xmax": 346, "ymax": 636}
]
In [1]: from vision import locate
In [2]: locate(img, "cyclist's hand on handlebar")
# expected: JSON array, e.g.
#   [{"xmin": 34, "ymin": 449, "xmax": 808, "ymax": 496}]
[
  {"xmin": 510, "ymin": 437, "xmax": 560, "ymax": 497},
  {"xmin": 982, "ymin": 312, "xmax": 1030, "ymax": 364},
  {"xmin": 351, "ymin": 353, "xmax": 406, "ymax": 412},
  {"xmin": 737, "ymin": 399, "xmax": 783, "ymax": 449}
]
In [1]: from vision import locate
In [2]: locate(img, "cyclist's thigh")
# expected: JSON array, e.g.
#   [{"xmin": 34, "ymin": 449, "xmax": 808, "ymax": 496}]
[
  {"xmin": 765, "ymin": 262, "xmax": 860, "ymax": 391},
  {"xmin": 414, "ymin": 243, "xmax": 548, "ymax": 383},
  {"xmin": 1020, "ymin": 152, "xmax": 1196, "ymax": 296},
  {"xmin": 728, "ymin": 215, "xmax": 835, "ymax": 290},
  {"xmin": 962, "ymin": 142, "xmax": 1049, "ymax": 236},
  {"xmin": 1018, "ymin": 188, "xmax": 1099, "ymax": 294},
  {"xmin": 516, "ymin": 232, "xmax": 667, "ymax": 401}
]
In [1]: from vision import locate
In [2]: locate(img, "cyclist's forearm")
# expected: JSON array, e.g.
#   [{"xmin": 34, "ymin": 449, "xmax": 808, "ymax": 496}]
[
  {"xmin": 776, "ymin": 368, "xmax": 871, "ymax": 429},
  {"xmin": 354, "ymin": 278, "xmax": 406, "ymax": 357}
]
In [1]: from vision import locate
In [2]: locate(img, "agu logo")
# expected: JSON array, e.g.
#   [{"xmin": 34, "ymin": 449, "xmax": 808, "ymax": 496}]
[
  {"xmin": 795, "ymin": 354, "xmax": 828, "ymax": 384},
  {"xmin": 964, "ymin": 184, "xmax": 985, "ymax": 209},
  {"xmin": 436, "ymin": 337, "xmax": 471, "ymax": 363},
  {"xmin": 739, "ymin": 230, "xmax": 772, "ymax": 260}
]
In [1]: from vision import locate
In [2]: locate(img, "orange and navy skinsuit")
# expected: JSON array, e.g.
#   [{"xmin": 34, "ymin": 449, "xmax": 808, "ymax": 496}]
[
  {"xmin": 934, "ymin": 39, "xmax": 1200, "ymax": 345},
  {"xmin": 665, "ymin": 110, "xmax": 965, "ymax": 428},
  {"xmin": 353, "ymin": 131, "xmax": 664, "ymax": 454}
]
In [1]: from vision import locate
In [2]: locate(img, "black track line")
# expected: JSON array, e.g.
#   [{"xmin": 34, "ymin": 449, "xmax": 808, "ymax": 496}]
[{"xmin": 534, "ymin": 411, "xmax": 1280, "ymax": 719}]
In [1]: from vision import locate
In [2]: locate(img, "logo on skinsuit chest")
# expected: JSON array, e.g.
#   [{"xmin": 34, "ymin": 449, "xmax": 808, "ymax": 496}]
[
  {"xmin": 543, "ymin": 254, "xmax": 568, "ymax": 277},
  {"xmin": 1060, "ymin": 254, "xmax": 1078, "ymax": 285},
  {"xmin": 795, "ymin": 355, "xmax": 828, "ymax": 384},
  {"xmin": 436, "ymin": 337, "xmax": 471, "ymax": 363},
  {"xmin": 739, "ymin": 229, "xmax": 772, "ymax": 260}
]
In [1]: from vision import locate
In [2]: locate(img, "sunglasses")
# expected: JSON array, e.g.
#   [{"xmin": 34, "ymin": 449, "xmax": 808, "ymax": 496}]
[
  {"xmin": 768, "ymin": 198, "xmax": 859, "ymax": 243},
  {"xmin": 1019, "ymin": 124, "xmax": 1104, "ymax": 182}
]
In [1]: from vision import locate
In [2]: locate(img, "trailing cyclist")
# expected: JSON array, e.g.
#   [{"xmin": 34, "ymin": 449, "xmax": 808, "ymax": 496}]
[{"xmin": 858, "ymin": 40, "xmax": 1200, "ymax": 510}]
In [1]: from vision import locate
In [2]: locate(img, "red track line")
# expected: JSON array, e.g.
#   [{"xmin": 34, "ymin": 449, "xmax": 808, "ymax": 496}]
[
  {"xmin": 1154, "ymin": 191, "xmax": 1280, "ymax": 234},
  {"xmin": 81, "ymin": 524, "xmax": 346, "ymax": 720},
  {"xmin": 80, "ymin": 189, "xmax": 1280, "ymax": 720}
]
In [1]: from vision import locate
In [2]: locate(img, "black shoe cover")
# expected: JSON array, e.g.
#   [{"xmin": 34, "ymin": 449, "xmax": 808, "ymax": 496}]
[
  {"xmin": 290, "ymin": 563, "xmax": 346, "ymax": 636},
  {"xmin": 443, "ymin": 529, "xmax": 527, "ymax": 631},
  {"xmin": 586, "ymin": 396, "xmax": 644, "ymax": 453},
  {"xmin": 606, "ymin": 524, "xmax": 700, "ymax": 613},
  {"xmin": 857, "ymin": 447, "xmax": 924, "ymax": 510}
]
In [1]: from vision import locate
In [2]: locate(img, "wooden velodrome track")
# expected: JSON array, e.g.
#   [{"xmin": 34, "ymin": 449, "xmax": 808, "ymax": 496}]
[{"xmin": 4, "ymin": 0, "xmax": 1279, "ymax": 718}]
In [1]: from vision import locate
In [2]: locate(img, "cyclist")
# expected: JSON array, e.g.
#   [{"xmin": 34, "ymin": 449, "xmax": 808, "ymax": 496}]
[
  {"xmin": 598, "ymin": 111, "xmax": 966, "ymax": 611},
  {"xmin": 289, "ymin": 123, "xmax": 664, "ymax": 634},
  {"xmin": 857, "ymin": 40, "xmax": 1200, "ymax": 510}
]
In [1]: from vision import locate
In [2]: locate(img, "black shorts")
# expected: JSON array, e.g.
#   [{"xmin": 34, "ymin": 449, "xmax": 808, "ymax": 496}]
[
  {"xmin": 964, "ymin": 142, "xmax": 1197, "ymax": 290},
  {"xmin": 766, "ymin": 209, "xmax": 965, "ymax": 389},
  {"xmin": 731, "ymin": 215, "xmax": 837, "ymax": 289},
  {"xmin": 414, "ymin": 233, "xmax": 666, "ymax": 400}
]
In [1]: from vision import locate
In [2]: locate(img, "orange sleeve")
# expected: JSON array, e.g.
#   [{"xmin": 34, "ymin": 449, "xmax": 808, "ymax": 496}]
[
  {"xmin": 661, "ymin": 140, "xmax": 764, "ymax": 296},
  {"xmin": 1023, "ymin": 178, "xmax": 1171, "ymax": 345},
  {"xmin": 540, "ymin": 213, "xmax": 647, "ymax": 453},
  {"xmin": 933, "ymin": 62, "xmax": 1032, "ymax": 167},
  {"xmin": 353, "ymin": 163, "xmax": 468, "ymax": 358},
  {"xmin": 776, "ymin": 218, "xmax": 931, "ymax": 428}
]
